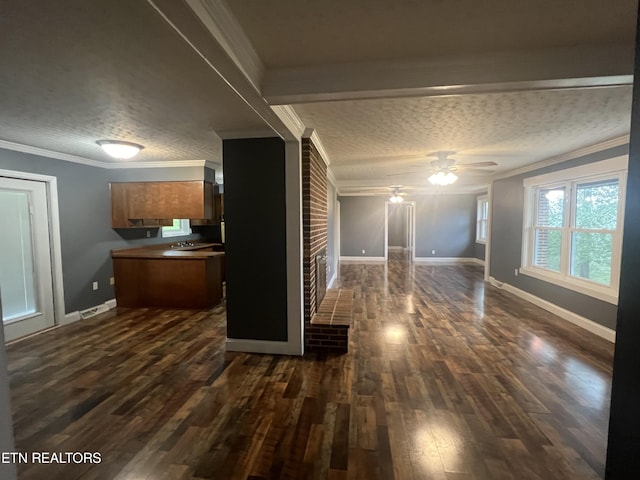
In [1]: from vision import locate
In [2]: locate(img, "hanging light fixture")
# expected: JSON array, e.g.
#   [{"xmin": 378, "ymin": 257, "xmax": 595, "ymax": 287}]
[
  {"xmin": 96, "ymin": 140, "xmax": 144, "ymax": 159},
  {"xmin": 428, "ymin": 171, "xmax": 458, "ymax": 186},
  {"xmin": 389, "ymin": 187, "xmax": 404, "ymax": 203}
]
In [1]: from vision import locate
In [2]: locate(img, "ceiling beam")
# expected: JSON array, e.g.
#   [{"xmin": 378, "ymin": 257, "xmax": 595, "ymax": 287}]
[
  {"xmin": 148, "ymin": 0, "xmax": 299, "ymax": 141},
  {"xmin": 263, "ymin": 44, "xmax": 634, "ymax": 105}
]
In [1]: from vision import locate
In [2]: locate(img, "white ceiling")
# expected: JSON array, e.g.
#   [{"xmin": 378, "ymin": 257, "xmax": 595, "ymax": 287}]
[{"xmin": 0, "ymin": 0, "xmax": 636, "ymax": 194}]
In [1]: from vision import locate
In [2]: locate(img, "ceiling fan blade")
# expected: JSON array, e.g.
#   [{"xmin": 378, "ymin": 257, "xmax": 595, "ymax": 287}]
[
  {"xmin": 455, "ymin": 168, "xmax": 496, "ymax": 175},
  {"xmin": 455, "ymin": 161, "xmax": 498, "ymax": 167}
]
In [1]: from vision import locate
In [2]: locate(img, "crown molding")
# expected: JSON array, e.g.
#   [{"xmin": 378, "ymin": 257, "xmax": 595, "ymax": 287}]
[
  {"xmin": 302, "ymin": 127, "xmax": 332, "ymax": 168},
  {"xmin": 186, "ymin": 0, "xmax": 265, "ymax": 91},
  {"xmin": 298, "ymin": 124, "xmax": 338, "ymax": 191},
  {"xmin": 493, "ymin": 134, "xmax": 630, "ymax": 181},
  {"xmin": 106, "ymin": 160, "xmax": 209, "ymax": 169},
  {"xmin": 0, "ymin": 139, "xmax": 214, "ymax": 170},
  {"xmin": 327, "ymin": 167, "xmax": 339, "ymax": 193},
  {"xmin": 272, "ymin": 105, "xmax": 306, "ymax": 139},
  {"xmin": 310, "ymin": 130, "xmax": 331, "ymax": 166},
  {"xmin": 204, "ymin": 160, "xmax": 219, "ymax": 170},
  {"xmin": 0, "ymin": 140, "xmax": 107, "ymax": 168}
]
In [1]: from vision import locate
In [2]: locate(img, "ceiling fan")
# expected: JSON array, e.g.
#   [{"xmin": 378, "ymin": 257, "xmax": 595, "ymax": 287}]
[
  {"xmin": 426, "ymin": 151, "xmax": 497, "ymax": 185},
  {"xmin": 386, "ymin": 151, "xmax": 497, "ymax": 185},
  {"xmin": 428, "ymin": 151, "xmax": 497, "ymax": 173},
  {"xmin": 389, "ymin": 186, "xmax": 405, "ymax": 203}
]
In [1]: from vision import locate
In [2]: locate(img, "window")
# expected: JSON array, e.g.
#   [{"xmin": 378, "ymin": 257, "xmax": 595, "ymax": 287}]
[
  {"xmin": 521, "ymin": 156, "xmax": 627, "ymax": 304},
  {"xmin": 476, "ymin": 195, "xmax": 489, "ymax": 243},
  {"xmin": 161, "ymin": 219, "xmax": 192, "ymax": 238}
]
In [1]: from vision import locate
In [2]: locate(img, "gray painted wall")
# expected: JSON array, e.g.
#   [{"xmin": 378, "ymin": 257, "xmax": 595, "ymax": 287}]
[
  {"xmin": 490, "ymin": 144, "xmax": 628, "ymax": 330},
  {"xmin": 0, "ymin": 148, "xmax": 215, "ymax": 314},
  {"xmin": 339, "ymin": 196, "xmax": 387, "ymax": 257},
  {"xmin": 475, "ymin": 242, "xmax": 486, "ymax": 261},
  {"xmin": 339, "ymin": 194, "xmax": 477, "ymax": 259},
  {"xmin": 326, "ymin": 181, "xmax": 337, "ymax": 282},
  {"xmin": 414, "ymin": 194, "xmax": 476, "ymax": 258},
  {"xmin": 388, "ymin": 204, "xmax": 407, "ymax": 247}
]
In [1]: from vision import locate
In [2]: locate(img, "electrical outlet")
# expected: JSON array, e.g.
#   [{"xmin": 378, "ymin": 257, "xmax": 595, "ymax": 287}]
[
  {"xmin": 146, "ymin": 230, "xmax": 151, "ymax": 238},
  {"xmin": 109, "ymin": 276, "xmax": 115, "ymax": 285},
  {"xmin": 362, "ymin": 249, "xmax": 366, "ymax": 254},
  {"xmin": 431, "ymin": 249, "xmax": 436, "ymax": 255},
  {"xmin": 92, "ymin": 281, "xmax": 98, "ymax": 291},
  {"xmin": 515, "ymin": 268, "xmax": 519, "ymax": 276}
]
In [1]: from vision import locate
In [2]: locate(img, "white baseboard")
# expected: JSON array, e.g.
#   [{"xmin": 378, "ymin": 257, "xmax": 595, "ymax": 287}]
[
  {"xmin": 226, "ymin": 338, "xmax": 303, "ymax": 355},
  {"xmin": 488, "ymin": 277, "xmax": 615, "ymax": 342},
  {"xmin": 414, "ymin": 257, "xmax": 484, "ymax": 265},
  {"xmin": 388, "ymin": 246, "xmax": 404, "ymax": 252},
  {"xmin": 62, "ymin": 311, "xmax": 81, "ymax": 325},
  {"xmin": 328, "ymin": 272, "xmax": 337, "ymax": 289},
  {"xmin": 340, "ymin": 256, "xmax": 386, "ymax": 262},
  {"xmin": 61, "ymin": 298, "xmax": 117, "ymax": 326}
]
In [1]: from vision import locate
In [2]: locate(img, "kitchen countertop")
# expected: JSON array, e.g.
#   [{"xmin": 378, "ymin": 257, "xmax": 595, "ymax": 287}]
[{"xmin": 112, "ymin": 243, "xmax": 224, "ymax": 259}]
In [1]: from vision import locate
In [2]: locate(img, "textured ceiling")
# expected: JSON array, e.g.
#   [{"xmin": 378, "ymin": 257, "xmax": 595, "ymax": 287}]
[
  {"xmin": 294, "ymin": 87, "xmax": 633, "ymax": 192},
  {"xmin": 0, "ymin": 0, "xmax": 634, "ymax": 194},
  {"xmin": 0, "ymin": 0, "xmax": 270, "ymax": 164},
  {"xmin": 227, "ymin": 0, "xmax": 637, "ymax": 68}
]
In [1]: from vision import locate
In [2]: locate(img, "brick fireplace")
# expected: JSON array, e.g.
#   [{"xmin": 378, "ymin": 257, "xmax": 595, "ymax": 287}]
[{"xmin": 302, "ymin": 137, "xmax": 328, "ymax": 326}]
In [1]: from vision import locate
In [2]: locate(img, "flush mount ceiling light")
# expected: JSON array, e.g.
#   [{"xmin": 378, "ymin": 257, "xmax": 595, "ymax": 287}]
[
  {"xmin": 96, "ymin": 140, "xmax": 144, "ymax": 159},
  {"xmin": 389, "ymin": 187, "xmax": 404, "ymax": 203},
  {"xmin": 428, "ymin": 171, "xmax": 458, "ymax": 186}
]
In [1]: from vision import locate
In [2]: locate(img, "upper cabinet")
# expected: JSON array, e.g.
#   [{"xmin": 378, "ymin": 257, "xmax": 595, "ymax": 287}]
[
  {"xmin": 110, "ymin": 181, "xmax": 219, "ymax": 228},
  {"xmin": 192, "ymin": 187, "xmax": 223, "ymax": 226}
]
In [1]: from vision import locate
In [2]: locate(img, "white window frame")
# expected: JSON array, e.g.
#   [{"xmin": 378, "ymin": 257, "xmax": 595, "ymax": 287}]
[
  {"xmin": 521, "ymin": 156, "xmax": 627, "ymax": 305},
  {"xmin": 476, "ymin": 195, "xmax": 489, "ymax": 243},
  {"xmin": 161, "ymin": 219, "xmax": 192, "ymax": 238}
]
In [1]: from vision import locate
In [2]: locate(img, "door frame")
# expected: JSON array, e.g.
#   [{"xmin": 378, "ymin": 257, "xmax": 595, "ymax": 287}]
[
  {"xmin": 384, "ymin": 201, "xmax": 416, "ymax": 262},
  {"xmin": 0, "ymin": 169, "xmax": 65, "ymax": 330}
]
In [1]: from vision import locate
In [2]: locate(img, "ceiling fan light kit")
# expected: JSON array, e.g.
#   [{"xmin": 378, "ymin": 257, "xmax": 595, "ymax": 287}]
[
  {"xmin": 96, "ymin": 140, "xmax": 144, "ymax": 159},
  {"xmin": 389, "ymin": 187, "xmax": 404, "ymax": 203},
  {"xmin": 428, "ymin": 171, "xmax": 458, "ymax": 186}
]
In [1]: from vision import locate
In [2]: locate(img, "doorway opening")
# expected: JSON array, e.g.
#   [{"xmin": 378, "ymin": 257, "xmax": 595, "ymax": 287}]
[{"xmin": 384, "ymin": 201, "xmax": 416, "ymax": 261}]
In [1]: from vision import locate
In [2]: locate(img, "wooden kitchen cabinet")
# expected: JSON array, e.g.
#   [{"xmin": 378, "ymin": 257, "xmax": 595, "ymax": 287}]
[
  {"xmin": 111, "ymin": 245, "xmax": 224, "ymax": 308},
  {"xmin": 110, "ymin": 181, "xmax": 214, "ymax": 228},
  {"xmin": 191, "ymin": 189, "xmax": 223, "ymax": 226}
]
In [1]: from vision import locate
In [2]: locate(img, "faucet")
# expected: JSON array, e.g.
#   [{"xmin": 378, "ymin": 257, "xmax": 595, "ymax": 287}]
[{"xmin": 170, "ymin": 241, "xmax": 195, "ymax": 248}]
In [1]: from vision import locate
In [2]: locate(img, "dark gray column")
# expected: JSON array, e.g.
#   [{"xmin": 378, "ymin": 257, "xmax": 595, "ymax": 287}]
[
  {"xmin": 222, "ymin": 137, "xmax": 288, "ymax": 342},
  {"xmin": 605, "ymin": 10, "xmax": 640, "ymax": 478}
]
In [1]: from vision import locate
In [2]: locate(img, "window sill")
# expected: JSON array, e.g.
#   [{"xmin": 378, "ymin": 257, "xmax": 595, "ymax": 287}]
[
  {"xmin": 519, "ymin": 266, "xmax": 618, "ymax": 305},
  {"xmin": 475, "ymin": 239, "xmax": 486, "ymax": 244}
]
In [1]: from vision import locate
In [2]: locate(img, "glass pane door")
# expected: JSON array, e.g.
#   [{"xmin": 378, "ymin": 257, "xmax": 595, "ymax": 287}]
[{"xmin": 0, "ymin": 190, "xmax": 38, "ymax": 322}]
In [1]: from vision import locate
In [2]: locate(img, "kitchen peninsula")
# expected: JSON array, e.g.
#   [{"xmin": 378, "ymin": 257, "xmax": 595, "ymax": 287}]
[{"xmin": 111, "ymin": 243, "xmax": 224, "ymax": 309}]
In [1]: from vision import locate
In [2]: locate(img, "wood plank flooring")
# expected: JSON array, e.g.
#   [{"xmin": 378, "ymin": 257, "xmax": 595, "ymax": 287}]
[{"xmin": 7, "ymin": 254, "xmax": 614, "ymax": 479}]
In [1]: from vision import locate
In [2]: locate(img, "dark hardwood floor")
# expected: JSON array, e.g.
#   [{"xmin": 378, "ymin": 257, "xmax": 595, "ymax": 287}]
[{"xmin": 7, "ymin": 253, "xmax": 614, "ymax": 479}]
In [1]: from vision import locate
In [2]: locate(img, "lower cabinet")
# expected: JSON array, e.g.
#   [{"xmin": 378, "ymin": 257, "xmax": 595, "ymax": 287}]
[{"xmin": 113, "ymin": 255, "xmax": 223, "ymax": 308}]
